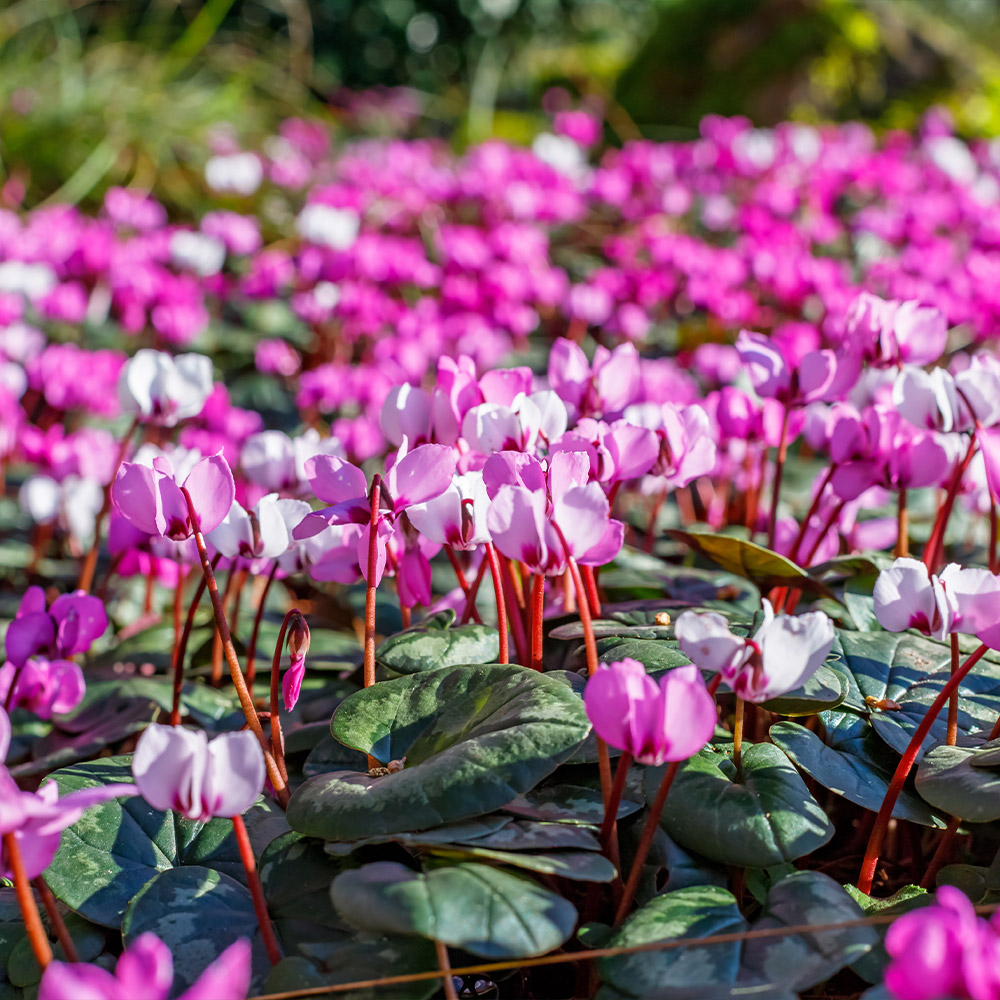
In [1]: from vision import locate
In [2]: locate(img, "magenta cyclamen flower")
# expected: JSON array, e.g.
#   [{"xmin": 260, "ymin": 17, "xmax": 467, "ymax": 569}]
[
  {"xmin": 39, "ymin": 932, "xmax": 252, "ymax": 1000},
  {"xmin": 131, "ymin": 725, "xmax": 264, "ymax": 822},
  {"xmin": 583, "ymin": 659, "xmax": 715, "ymax": 765},
  {"xmin": 872, "ymin": 558, "xmax": 1000, "ymax": 642},
  {"xmin": 112, "ymin": 453, "xmax": 235, "ymax": 540},
  {"xmin": 675, "ymin": 600, "xmax": 835, "ymax": 702},
  {"xmin": 883, "ymin": 886, "xmax": 1000, "ymax": 1000},
  {"xmin": 4, "ymin": 586, "xmax": 107, "ymax": 668}
]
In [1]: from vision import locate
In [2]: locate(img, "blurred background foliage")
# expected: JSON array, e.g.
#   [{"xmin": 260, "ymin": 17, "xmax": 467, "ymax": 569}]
[{"xmin": 4, "ymin": 0, "xmax": 1000, "ymax": 211}]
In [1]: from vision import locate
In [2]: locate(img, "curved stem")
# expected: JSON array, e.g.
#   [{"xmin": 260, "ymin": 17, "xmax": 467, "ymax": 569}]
[
  {"xmin": 170, "ymin": 560, "xmax": 213, "ymax": 727},
  {"xmin": 581, "ymin": 565, "xmax": 602, "ymax": 617},
  {"xmin": 800, "ymin": 500, "xmax": 846, "ymax": 568},
  {"xmin": 444, "ymin": 546, "xmax": 483, "ymax": 624},
  {"xmin": 34, "ymin": 876, "xmax": 77, "ymax": 962},
  {"xmin": 498, "ymin": 556, "xmax": 528, "ymax": 666},
  {"xmin": 857, "ymin": 642, "xmax": 989, "ymax": 894},
  {"xmin": 614, "ymin": 762, "xmax": 680, "ymax": 925},
  {"xmin": 77, "ymin": 416, "xmax": 139, "ymax": 593},
  {"xmin": 484, "ymin": 544, "xmax": 509, "ymax": 665},
  {"xmin": 460, "ymin": 554, "xmax": 490, "ymax": 625},
  {"xmin": 600, "ymin": 751, "xmax": 631, "ymax": 866},
  {"xmin": 530, "ymin": 573, "xmax": 545, "ymax": 672},
  {"xmin": 269, "ymin": 610, "xmax": 301, "ymax": 785},
  {"xmin": 245, "ymin": 563, "xmax": 279, "ymax": 689},
  {"xmin": 3, "ymin": 664, "xmax": 24, "ymax": 712},
  {"xmin": 923, "ymin": 436, "xmax": 978, "ymax": 572},
  {"xmin": 4, "ymin": 834, "xmax": 52, "ymax": 970},
  {"xmin": 788, "ymin": 464, "xmax": 836, "ymax": 563},
  {"xmin": 921, "ymin": 816, "xmax": 962, "ymax": 889},
  {"xmin": 211, "ymin": 563, "xmax": 241, "ymax": 686},
  {"xmin": 231, "ymin": 815, "xmax": 282, "ymax": 965},
  {"xmin": 181, "ymin": 488, "xmax": 288, "ymax": 807}
]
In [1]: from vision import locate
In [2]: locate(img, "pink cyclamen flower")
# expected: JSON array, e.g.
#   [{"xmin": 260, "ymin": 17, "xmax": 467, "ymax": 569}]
[
  {"xmin": 0, "ymin": 710, "xmax": 138, "ymax": 878},
  {"xmin": 583, "ymin": 659, "xmax": 715, "ymax": 764},
  {"xmin": 883, "ymin": 886, "xmax": 1000, "ymax": 1000},
  {"xmin": 113, "ymin": 452, "xmax": 235, "ymax": 540},
  {"xmin": 39, "ymin": 933, "xmax": 252, "ymax": 1000},
  {"xmin": 282, "ymin": 612, "xmax": 310, "ymax": 711},
  {"xmin": 675, "ymin": 600, "xmax": 835, "ymax": 702},
  {"xmin": 872, "ymin": 558, "xmax": 1000, "ymax": 642},
  {"xmin": 0, "ymin": 658, "xmax": 85, "ymax": 718},
  {"xmin": 131, "ymin": 725, "xmax": 264, "ymax": 823}
]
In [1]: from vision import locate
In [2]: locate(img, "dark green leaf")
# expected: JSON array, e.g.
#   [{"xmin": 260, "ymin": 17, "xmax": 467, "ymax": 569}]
[
  {"xmin": 330, "ymin": 861, "xmax": 577, "ymax": 958},
  {"xmin": 287, "ymin": 665, "xmax": 589, "ymax": 841},
  {"xmin": 375, "ymin": 610, "xmax": 499, "ymax": 674},
  {"xmin": 655, "ymin": 743, "xmax": 834, "ymax": 867},
  {"xmin": 916, "ymin": 742, "xmax": 1000, "ymax": 822}
]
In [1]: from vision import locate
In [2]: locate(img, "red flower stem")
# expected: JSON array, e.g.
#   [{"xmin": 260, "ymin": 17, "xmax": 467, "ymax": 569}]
[
  {"xmin": 436, "ymin": 941, "xmax": 458, "ymax": 1000},
  {"xmin": 245, "ymin": 562, "xmax": 279, "ymax": 689},
  {"xmin": 529, "ymin": 573, "xmax": 545, "ymax": 672},
  {"xmin": 269, "ymin": 610, "xmax": 300, "ymax": 785},
  {"xmin": 644, "ymin": 490, "xmax": 666, "ymax": 553},
  {"xmin": 800, "ymin": 500, "xmax": 846, "ymax": 568},
  {"xmin": 788, "ymin": 464, "xmax": 836, "ymax": 563},
  {"xmin": 923, "ymin": 436, "xmax": 977, "ymax": 572},
  {"xmin": 170, "ymin": 560, "xmax": 212, "ymax": 727},
  {"xmin": 460, "ymin": 555, "xmax": 490, "ymax": 624},
  {"xmin": 33, "ymin": 876, "xmax": 77, "ymax": 961},
  {"xmin": 4, "ymin": 833, "xmax": 52, "ymax": 970},
  {"xmin": 614, "ymin": 762, "xmax": 680, "ymax": 925},
  {"xmin": 3, "ymin": 664, "xmax": 24, "ymax": 712},
  {"xmin": 231, "ymin": 814, "xmax": 282, "ymax": 965},
  {"xmin": 143, "ymin": 565, "xmax": 155, "ymax": 615},
  {"xmin": 921, "ymin": 815, "xmax": 962, "ymax": 889},
  {"xmin": 895, "ymin": 488, "xmax": 909, "ymax": 558},
  {"xmin": 210, "ymin": 563, "xmax": 241, "ymax": 686},
  {"xmin": 364, "ymin": 476, "xmax": 382, "ymax": 772},
  {"xmin": 483, "ymin": 543, "xmax": 509, "ymax": 665},
  {"xmin": 77, "ymin": 416, "xmax": 139, "ymax": 593},
  {"xmin": 947, "ymin": 633, "xmax": 960, "ymax": 747},
  {"xmin": 857, "ymin": 641, "xmax": 989, "ymax": 894},
  {"xmin": 732, "ymin": 696, "xmax": 745, "ymax": 779},
  {"xmin": 552, "ymin": 526, "xmax": 616, "ymax": 846},
  {"xmin": 444, "ymin": 546, "xmax": 483, "ymax": 624},
  {"xmin": 181, "ymin": 488, "xmax": 289, "ymax": 807},
  {"xmin": 498, "ymin": 557, "xmax": 529, "ymax": 666},
  {"xmin": 172, "ymin": 559, "xmax": 186, "ymax": 660},
  {"xmin": 581, "ymin": 565, "xmax": 602, "ymax": 617},
  {"xmin": 599, "ymin": 751, "xmax": 631, "ymax": 864},
  {"xmin": 766, "ymin": 406, "xmax": 791, "ymax": 550}
]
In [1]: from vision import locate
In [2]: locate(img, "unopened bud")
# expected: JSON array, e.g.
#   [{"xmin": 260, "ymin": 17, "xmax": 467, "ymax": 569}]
[{"xmin": 287, "ymin": 612, "xmax": 310, "ymax": 662}]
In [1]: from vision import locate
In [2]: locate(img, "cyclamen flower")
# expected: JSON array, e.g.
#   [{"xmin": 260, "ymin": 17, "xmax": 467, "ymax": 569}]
[
  {"xmin": 118, "ymin": 349, "xmax": 214, "ymax": 427},
  {"xmin": 113, "ymin": 453, "xmax": 235, "ymax": 541},
  {"xmin": 0, "ymin": 707, "xmax": 138, "ymax": 879},
  {"xmin": 132, "ymin": 725, "xmax": 264, "ymax": 823},
  {"xmin": 846, "ymin": 293, "xmax": 948, "ymax": 367},
  {"xmin": 873, "ymin": 558, "xmax": 1000, "ymax": 642},
  {"xmin": 207, "ymin": 494, "xmax": 297, "ymax": 563},
  {"xmin": 883, "ymin": 886, "xmax": 1000, "ymax": 1000},
  {"xmin": 584, "ymin": 659, "xmax": 715, "ymax": 764},
  {"xmin": 675, "ymin": 601, "xmax": 835, "ymax": 702},
  {"xmin": 282, "ymin": 613, "xmax": 310, "ymax": 711},
  {"xmin": 39, "ymin": 933, "xmax": 251, "ymax": 1000},
  {"xmin": 4, "ymin": 586, "xmax": 107, "ymax": 667}
]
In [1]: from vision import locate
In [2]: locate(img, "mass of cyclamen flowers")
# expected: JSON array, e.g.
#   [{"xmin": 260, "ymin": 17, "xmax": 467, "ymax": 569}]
[{"xmin": 6, "ymin": 108, "xmax": 1000, "ymax": 998}]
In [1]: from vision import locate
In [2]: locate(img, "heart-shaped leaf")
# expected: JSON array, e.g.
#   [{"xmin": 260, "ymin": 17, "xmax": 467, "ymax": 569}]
[
  {"xmin": 653, "ymin": 742, "xmax": 834, "ymax": 867},
  {"xmin": 286, "ymin": 665, "xmax": 589, "ymax": 841},
  {"xmin": 375, "ymin": 609, "xmax": 499, "ymax": 674},
  {"xmin": 122, "ymin": 866, "xmax": 270, "ymax": 994},
  {"xmin": 330, "ymin": 861, "xmax": 577, "ymax": 958},
  {"xmin": 760, "ymin": 664, "xmax": 848, "ymax": 716},
  {"xmin": 599, "ymin": 873, "xmax": 875, "ymax": 998},
  {"xmin": 770, "ymin": 719, "xmax": 944, "ymax": 827},
  {"xmin": 916, "ymin": 741, "xmax": 1000, "ymax": 822},
  {"xmin": 44, "ymin": 756, "xmax": 287, "ymax": 927}
]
